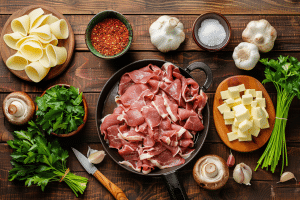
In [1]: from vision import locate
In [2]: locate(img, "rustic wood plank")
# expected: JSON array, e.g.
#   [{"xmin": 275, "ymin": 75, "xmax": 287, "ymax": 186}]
[
  {"xmin": 2, "ymin": 51, "xmax": 300, "ymax": 93},
  {"xmin": 1, "ymin": 14, "xmax": 300, "ymax": 52},
  {"xmin": 1, "ymin": 143, "xmax": 300, "ymax": 200},
  {"xmin": 1, "ymin": 0, "xmax": 300, "ymax": 15},
  {"xmin": 1, "ymin": 91, "xmax": 299, "ymax": 143}
]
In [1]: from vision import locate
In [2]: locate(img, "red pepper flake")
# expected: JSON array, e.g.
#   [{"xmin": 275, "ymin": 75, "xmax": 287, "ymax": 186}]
[{"xmin": 91, "ymin": 18, "xmax": 129, "ymax": 56}]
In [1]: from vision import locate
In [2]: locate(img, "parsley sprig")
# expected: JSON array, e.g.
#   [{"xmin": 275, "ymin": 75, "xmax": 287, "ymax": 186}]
[
  {"xmin": 36, "ymin": 85, "xmax": 85, "ymax": 134},
  {"xmin": 256, "ymin": 55, "xmax": 300, "ymax": 174},
  {"xmin": 7, "ymin": 121, "xmax": 88, "ymax": 197}
]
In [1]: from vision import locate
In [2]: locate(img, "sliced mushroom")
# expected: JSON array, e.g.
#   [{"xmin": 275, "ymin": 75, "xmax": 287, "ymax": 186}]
[
  {"xmin": 3, "ymin": 91, "xmax": 35, "ymax": 125},
  {"xmin": 193, "ymin": 155, "xmax": 229, "ymax": 190}
]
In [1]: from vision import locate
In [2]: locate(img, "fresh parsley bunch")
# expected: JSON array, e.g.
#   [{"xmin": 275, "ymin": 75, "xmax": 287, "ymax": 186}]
[
  {"xmin": 256, "ymin": 55, "xmax": 300, "ymax": 174},
  {"xmin": 36, "ymin": 85, "xmax": 85, "ymax": 134},
  {"xmin": 7, "ymin": 121, "xmax": 88, "ymax": 197}
]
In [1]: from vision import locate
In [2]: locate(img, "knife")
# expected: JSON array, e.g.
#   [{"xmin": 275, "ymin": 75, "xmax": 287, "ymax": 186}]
[{"xmin": 71, "ymin": 147, "xmax": 128, "ymax": 200}]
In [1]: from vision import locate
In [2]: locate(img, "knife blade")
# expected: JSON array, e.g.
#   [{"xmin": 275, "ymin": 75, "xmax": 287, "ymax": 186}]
[{"xmin": 71, "ymin": 147, "xmax": 128, "ymax": 200}]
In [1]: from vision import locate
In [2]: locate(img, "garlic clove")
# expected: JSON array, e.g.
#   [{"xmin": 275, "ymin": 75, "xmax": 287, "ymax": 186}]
[
  {"xmin": 277, "ymin": 172, "xmax": 297, "ymax": 183},
  {"xmin": 233, "ymin": 163, "xmax": 252, "ymax": 185},
  {"xmin": 233, "ymin": 167, "xmax": 245, "ymax": 184},
  {"xmin": 88, "ymin": 150, "xmax": 106, "ymax": 164},
  {"xmin": 226, "ymin": 151, "xmax": 235, "ymax": 167},
  {"xmin": 87, "ymin": 146, "xmax": 98, "ymax": 157}
]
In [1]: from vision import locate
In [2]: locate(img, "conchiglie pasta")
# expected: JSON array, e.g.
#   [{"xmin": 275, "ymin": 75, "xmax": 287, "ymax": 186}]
[
  {"xmin": 3, "ymin": 32, "xmax": 25, "ymax": 50},
  {"xmin": 6, "ymin": 52, "xmax": 28, "ymax": 70},
  {"xmin": 30, "ymin": 14, "xmax": 50, "ymax": 30},
  {"xmin": 25, "ymin": 61, "xmax": 50, "ymax": 82},
  {"xmin": 19, "ymin": 40, "xmax": 43, "ymax": 62},
  {"xmin": 11, "ymin": 15, "xmax": 30, "ymax": 35},
  {"xmin": 50, "ymin": 19, "xmax": 69, "ymax": 39},
  {"xmin": 28, "ymin": 8, "xmax": 44, "ymax": 29},
  {"xmin": 30, "ymin": 24, "xmax": 52, "ymax": 40}
]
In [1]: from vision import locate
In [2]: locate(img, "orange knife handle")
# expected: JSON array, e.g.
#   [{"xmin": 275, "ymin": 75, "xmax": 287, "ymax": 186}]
[{"xmin": 93, "ymin": 170, "xmax": 128, "ymax": 200}]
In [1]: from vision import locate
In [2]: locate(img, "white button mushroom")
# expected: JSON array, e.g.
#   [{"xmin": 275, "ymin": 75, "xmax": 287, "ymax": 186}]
[
  {"xmin": 3, "ymin": 91, "xmax": 35, "ymax": 125},
  {"xmin": 149, "ymin": 15, "xmax": 185, "ymax": 53},
  {"xmin": 193, "ymin": 155, "xmax": 229, "ymax": 190},
  {"xmin": 242, "ymin": 19, "xmax": 277, "ymax": 53},
  {"xmin": 232, "ymin": 42, "xmax": 260, "ymax": 70}
]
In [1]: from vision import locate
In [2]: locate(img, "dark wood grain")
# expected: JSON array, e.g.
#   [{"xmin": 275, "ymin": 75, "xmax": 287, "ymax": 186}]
[
  {"xmin": 1, "ymin": 1, "xmax": 300, "ymax": 200},
  {"xmin": 1, "ymin": 0, "xmax": 300, "ymax": 15}
]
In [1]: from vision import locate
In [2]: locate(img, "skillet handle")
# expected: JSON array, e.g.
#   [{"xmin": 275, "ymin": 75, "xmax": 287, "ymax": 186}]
[
  {"xmin": 162, "ymin": 172, "xmax": 189, "ymax": 200},
  {"xmin": 185, "ymin": 62, "xmax": 213, "ymax": 92}
]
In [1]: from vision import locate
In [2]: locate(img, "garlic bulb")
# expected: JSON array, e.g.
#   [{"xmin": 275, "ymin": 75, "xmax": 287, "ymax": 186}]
[
  {"xmin": 242, "ymin": 19, "xmax": 277, "ymax": 53},
  {"xmin": 149, "ymin": 15, "xmax": 185, "ymax": 53},
  {"xmin": 233, "ymin": 163, "xmax": 252, "ymax": 185},
  {"xmin": 87, "ymin": 146, "xmax": 106, "ymax": 164},
  {"xmin": 232, "ymin": 42, "xmax": 260, "ymax": 70}
]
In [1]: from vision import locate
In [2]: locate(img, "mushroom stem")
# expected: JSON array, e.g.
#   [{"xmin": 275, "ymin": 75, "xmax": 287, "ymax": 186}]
[
  {"xmin": 8, "ymin": 101, "xmax": 25, "ymax": 117},
  {"xmin": 205, "ymin": 163, "xmax": 218, "ymax": 178}
]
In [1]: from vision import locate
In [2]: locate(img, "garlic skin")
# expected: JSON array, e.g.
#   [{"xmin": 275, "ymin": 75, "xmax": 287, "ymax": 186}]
[
  {"xmin": 149, "ymin": 15, "xmax": 185, "ymax": 53},
  {"xmin": 233, "ymin": 163, "xmax": 252, "ymax": 185},
  {"xmin": 242, "ymin": 19, "xmax": 277, "ymax": 53},
  {"xmin": 232, "ymin": 42, "xmax": 260, "ymax": 70},
  {"xmin": 87, "ymin": 146, "xmax": 106, "ymax": 164}
]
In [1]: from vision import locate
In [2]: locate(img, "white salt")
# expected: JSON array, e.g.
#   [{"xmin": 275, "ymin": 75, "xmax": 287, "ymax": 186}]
[{"xmin": 198, "ymin": 19, "xmax": 226, "ymax": 46}]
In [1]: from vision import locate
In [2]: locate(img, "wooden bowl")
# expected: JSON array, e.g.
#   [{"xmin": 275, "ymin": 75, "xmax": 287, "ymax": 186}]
[
  {"xmin": 39, "ymin": 84, "xmax": 88, "ymax": 137},
  {"xmin": 213, "ymin": 75, "xmax": 275, "ymax": 152},
  {"xmin": 0, "ymin": 5, "xmax": 75, "ymax": 82},
  {"xmin": 85, "ymin": 10, "xmax": 133, "ymax": 59},
  {"xmin": 192, "ymin": 12, "xmax": 231, "ymax": 51}
]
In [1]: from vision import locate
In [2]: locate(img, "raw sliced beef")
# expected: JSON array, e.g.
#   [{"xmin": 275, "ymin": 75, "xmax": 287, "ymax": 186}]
[{"xmin": 100, "ymin": 63, "xmax": 208, "ymax": 174}]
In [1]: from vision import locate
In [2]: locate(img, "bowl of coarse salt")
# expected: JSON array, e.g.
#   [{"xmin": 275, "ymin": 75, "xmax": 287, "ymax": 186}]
[{"xmin": 193, "ymin": 12, "xmax": 231, "ymax": 51}]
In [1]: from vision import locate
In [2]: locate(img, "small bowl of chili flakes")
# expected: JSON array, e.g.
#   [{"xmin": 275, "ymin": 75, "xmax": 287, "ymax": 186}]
[{"xmin": 85, "ymin": 10, "xmax": 133, "ymax": 59}]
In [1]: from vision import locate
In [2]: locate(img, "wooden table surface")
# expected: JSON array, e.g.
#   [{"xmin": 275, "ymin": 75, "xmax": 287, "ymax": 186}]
[{"xmin": 1, "ymin": 1, "xmax": 300, "ymax": 200}]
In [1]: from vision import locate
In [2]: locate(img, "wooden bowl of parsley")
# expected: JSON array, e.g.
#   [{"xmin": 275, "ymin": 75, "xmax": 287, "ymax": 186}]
[{"xmin": 36, "ymin": 84, "xmax": 88, "ymax": 137}]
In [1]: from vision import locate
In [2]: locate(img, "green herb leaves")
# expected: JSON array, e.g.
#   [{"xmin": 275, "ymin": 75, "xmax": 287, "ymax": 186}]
[
  {"xmin": 36, "ymin": 85, "xmax": 85, "ymax": 134},
  {"xmin": 260, "ymin": 55, "xmax": 300, "ymax": 99},
  {"xmin": 256, "ymin": 55, "xmax": 300, "ymax": 174},
  {"xmin": 8, "ymin": 121, "xmax": 88, "ymax": 196}
]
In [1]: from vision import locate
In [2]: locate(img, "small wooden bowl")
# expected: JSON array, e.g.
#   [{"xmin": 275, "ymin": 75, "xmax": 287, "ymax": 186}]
[
  {"xmin": 192, "ymin": 12, "xmax": 231, "ymax": 51},
  {"xmin": 39, "ymin": 84, "xmax": 88, "ymax": 137},
  {"xmin": 85, "ymin": 10, "xmax": 133, "ymax": 59}
]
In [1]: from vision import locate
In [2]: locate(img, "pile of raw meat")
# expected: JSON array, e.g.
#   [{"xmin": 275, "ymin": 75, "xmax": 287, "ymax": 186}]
[{"xmin": 100, "ymin": 62, "xmax": 207, "ymax": 174}]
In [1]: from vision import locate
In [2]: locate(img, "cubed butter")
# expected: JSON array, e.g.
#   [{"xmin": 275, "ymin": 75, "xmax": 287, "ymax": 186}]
[
  {"xmin": 242, "ymin": 94, "xmax": 253, "ymax": 105},
  {"xmin": 232, "ymin": 125, "xmax": 239, "ymax": 132},
  {"xmin": 233, "ymin": 104, "xmax": 247, "ymax": 113},
  {"xmin": 256, "ymin": 98, "xmax": 266, "ymax": 108},
  {"xmin": 237, "ymin": 128, "xmax": 250, "ymax": 139},
  {"xmin": 233, "ymin": 118, "xmax": 241, "ymax": 127},
  {"xmin": 233, "ymin": 97, "xmax": 242, "ymax": 107},
  {"xmin": 227, "ymin": 132, "xmax": 239, "ymax": 141},
  {"xmin": 252, "ymin": 107, "xmax": 266, "ymax": 119},
  {"xmin": 236, "ymin": 109, "xmax": 251, "ymax": 122},
  {"xmin": 253, "ymin": 117, "xmax": 268, "ymax": 128},
  {"xmin": 224, "ymin": 98, "xmax": 235, "ymax": 107},
  {"xmin": 228, "ymin": 86, "xmax": 240, "ymax": 99},
  {"xmin": 225, "ymin": 118, "xmax": 234, "ymax": 125},
  {"xmin": 245, "ymin": 89, "xmax": 256, "ymax": 97},
  {"xmin": 251, "ymin": 100, "xmax": 258, "ymax": 107},
  {"xmin": 220, "ymin": 90, "xmax": 230, "ymax": 100},
  {"xmin": 239, "ymin": 119, "xmax": 253, "ymax": 132},
  {"xmin": 224, "ymin": 111, "xmax": 235, "ymax": 119},
  {"xmin": 261, "ymin": 107, "xmax": 269, "ymax": 118},
  {"xmin": 249, "ymin": 125, "xmax": 261, "ymax": 137},
  {"xmin": 238, "ymin": 133, "xmax": 252, "ymax": 141},
  {"xmin": 261, "ymin": 118, "xmax": 270, "ymax": 129},
  {"xmin": 238, "ymin": 84, "xmax": 246, "ymax": 92},
  {"xmin": 217, "ymin": 103, "xmax": 230, "ymax": 114},
  {"xmin": 256, "ymin": 91, "xmax": 263, "ymax": 98}
]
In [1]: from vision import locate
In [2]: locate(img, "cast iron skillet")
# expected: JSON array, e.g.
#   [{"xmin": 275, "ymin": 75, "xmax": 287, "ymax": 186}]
[{"xmin": 96, "ymin": 59, "xmax": 212, "ymax": 200}]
